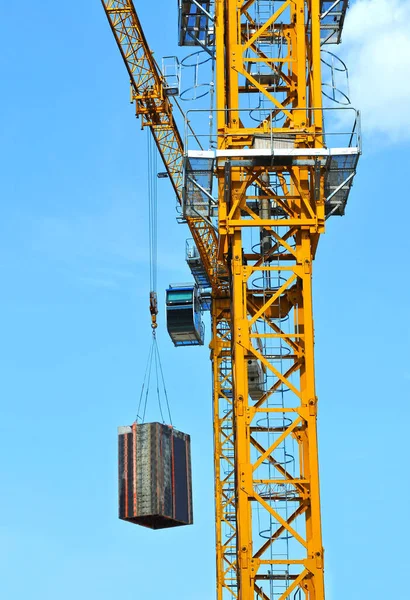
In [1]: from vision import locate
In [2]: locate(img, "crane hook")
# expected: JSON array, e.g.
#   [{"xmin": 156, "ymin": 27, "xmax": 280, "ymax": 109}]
[{"xmin": 150, "ymin": 291, "xmax": 158, "ymax": 330}]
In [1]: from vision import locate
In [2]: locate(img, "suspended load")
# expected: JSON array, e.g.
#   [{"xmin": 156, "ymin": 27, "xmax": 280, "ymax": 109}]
[
  {"xmin": 118, "ymin": 422, "xmax": 193, "ymax": 529},
  {"xmin": 166, "ymin": 284, "xmax": 204, "ymax": 346}
]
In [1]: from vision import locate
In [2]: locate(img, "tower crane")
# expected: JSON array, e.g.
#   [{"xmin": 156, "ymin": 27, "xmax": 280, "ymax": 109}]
[{"xmin": 101, "ymin": 1, "xmax": 360, "ymax": 599}]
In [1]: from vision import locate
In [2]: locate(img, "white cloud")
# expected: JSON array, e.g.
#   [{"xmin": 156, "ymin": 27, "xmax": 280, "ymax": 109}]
[{"xmin": 341, "ymin": 0, "xmax": 410, "ymax": 142}]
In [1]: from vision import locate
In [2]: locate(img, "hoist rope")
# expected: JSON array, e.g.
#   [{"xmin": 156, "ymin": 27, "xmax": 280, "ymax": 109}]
[
  {"xmin": 135, "ymin": 132, "xmax": 172, "ymax": 426},
  {"xmin": 148, "ymin": 131, "xmax": 158, "ymax": 294},
  {"xmin": 136, "ymin": 335, "xmax": 173, "ymax": 426},
  {"xmin": 153, "ymin": 337, "xmax": 173, "ymax": 426},
  {"xmin": 136, "ymin": 337, "xmax": 155, "ymax": 423}
]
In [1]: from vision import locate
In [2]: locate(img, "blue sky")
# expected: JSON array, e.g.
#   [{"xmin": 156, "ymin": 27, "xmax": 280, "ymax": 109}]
[{"xmin": 0, "ymin": 1, "xmax": 409, "ymax": 599}]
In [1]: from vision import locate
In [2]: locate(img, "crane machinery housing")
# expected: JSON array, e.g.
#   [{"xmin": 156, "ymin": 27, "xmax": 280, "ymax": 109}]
[{"xmin": 101, "ymin": 1, "xmax": 360, "ymax": 599}]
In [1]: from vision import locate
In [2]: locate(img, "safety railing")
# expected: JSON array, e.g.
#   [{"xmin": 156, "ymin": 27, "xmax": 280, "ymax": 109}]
[{"xmin": 184, "ymin": 107, "xmax": 361, "ymax": 155}]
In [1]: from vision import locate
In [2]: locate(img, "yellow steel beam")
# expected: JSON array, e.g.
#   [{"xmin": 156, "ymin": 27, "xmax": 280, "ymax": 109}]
[
  {"xmin": 212, "ymin": 299, "xmax": 238, "ymax": 600},
  {"xmin": 101, "ymin": 0, "xmax": 225, "ymax": 292}
]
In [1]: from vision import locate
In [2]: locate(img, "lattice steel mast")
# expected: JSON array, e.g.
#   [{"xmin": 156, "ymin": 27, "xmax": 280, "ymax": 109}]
[{"xmin": 184, "ymin": 2, "xmax": 359, "ymax": 598}]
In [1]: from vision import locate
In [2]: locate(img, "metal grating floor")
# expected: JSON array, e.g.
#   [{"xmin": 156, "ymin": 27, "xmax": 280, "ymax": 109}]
[
  {"xmin": 324, "ymin": 152, "xmax": 359, "ymax": 216},
  {"xmin": 183, "ymin": 156, "xmax": 214, "ymax": 218}
]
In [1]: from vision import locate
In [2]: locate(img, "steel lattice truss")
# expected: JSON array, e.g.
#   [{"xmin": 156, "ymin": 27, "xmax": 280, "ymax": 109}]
[
  {"xmin": 209, "ymin": 1, "xmax": 338, "ymax": 598},
  {"xmin": 101, "ymin": 0, "xmax": 225, "ymax": 292},
  {"xmin": 212, "ymin": 163, "xmax": 326, "ymax": 600},
  {"xmin": 212, "ymin": 303, "xmax": 238, "ymax": 597}
]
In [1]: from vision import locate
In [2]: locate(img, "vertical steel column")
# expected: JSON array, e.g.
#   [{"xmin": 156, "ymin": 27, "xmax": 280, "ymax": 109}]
[
  {"xmin": 213, "ymin": 299, "xmax": 239, "ymax": 598},
  {"xmin": 230, "ymin": 177, "xmax": 254, "ymax": 600}
]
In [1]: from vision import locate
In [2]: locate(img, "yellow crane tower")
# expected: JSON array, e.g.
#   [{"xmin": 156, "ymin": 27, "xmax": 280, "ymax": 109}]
[{"xmin": 101, "ymin": 2, "xmax": 360, "ymax": 599}]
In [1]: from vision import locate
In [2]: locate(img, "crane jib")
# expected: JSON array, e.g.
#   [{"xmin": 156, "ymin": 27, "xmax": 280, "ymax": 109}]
[{"xmin": 101, "ymin": 0, "xmax": 222, "ymax": 293}]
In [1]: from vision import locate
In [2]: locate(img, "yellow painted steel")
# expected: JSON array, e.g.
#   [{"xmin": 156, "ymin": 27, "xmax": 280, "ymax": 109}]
[
  {"xmin": 212, "ymin": 299, "xmax": 237, "ymax": 599},
  {"xmin": 101, "ymin": 0, "xmax": 225, "ymax": 293},
  {"xmin": 212, "ymin": 1, "xmax": 326, "ymax": 598}
]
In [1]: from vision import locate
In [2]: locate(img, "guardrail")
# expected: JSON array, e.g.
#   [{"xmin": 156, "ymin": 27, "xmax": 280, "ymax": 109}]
[{"xmin": 184, "ymin": 107, "xmax": 361, "ymax": 154}]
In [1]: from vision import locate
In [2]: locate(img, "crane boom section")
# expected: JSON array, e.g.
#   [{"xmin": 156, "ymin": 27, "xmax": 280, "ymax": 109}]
[
  {"xmin": 101, "ymin": 0, "xmax": 222, "ymax": 291},
  {"xmin": 102, "ymin": 0, "xmax": 183, "ymax": 192}
]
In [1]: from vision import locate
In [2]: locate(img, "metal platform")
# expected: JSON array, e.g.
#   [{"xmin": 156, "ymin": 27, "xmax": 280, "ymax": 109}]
[
  {"xmin": 320, "ymin": 0, "xmax": 349, "ymax": 45},
  {"xmin": 186, "ymin": 147, "xmax": 359, "ymax": 217},
  {"xmin": 178, "ymin": 0, "xmax": 214, "ymax": 47},
  {"xmin": 183, "ymin": 155, "xmax": 215, "ymax": 218},
  {"xmin": 183, "ymin": 108, "xmax": 360, "ymax": 217},
  {"xmin": 324, "ymin": 151, "xmax": 359, "ymax": 217},
  {"xmin": 186, "ymin": 239, "xmax": 211, "ymax": 290}
]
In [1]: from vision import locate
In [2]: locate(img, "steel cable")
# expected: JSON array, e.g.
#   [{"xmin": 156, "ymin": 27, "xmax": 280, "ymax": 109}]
[
  {"xmin": 135, "ymin": 133, "xmax": 173, "ymax": 426},
  {"xmin": 148, "ymin": 131, "xmax": 158, "ymax": 294}
]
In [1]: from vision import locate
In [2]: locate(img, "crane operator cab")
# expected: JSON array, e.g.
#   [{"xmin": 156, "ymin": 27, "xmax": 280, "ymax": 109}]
[{"xmin": 166, "ymin": 284, "xmax": 205, "ymax": 346}]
